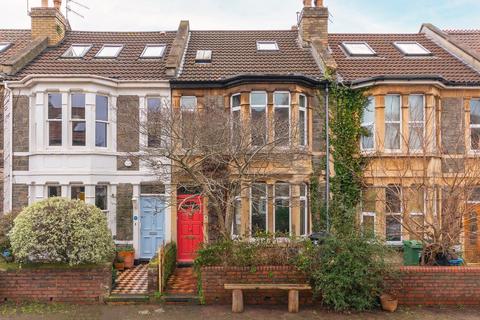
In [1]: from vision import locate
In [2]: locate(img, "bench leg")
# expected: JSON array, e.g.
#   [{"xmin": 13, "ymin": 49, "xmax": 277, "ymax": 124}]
[
  {"xmin": 232, "ymin": 289, "xmax": 244, "ymax": 313},
  {"xmin": 288, "ymin": 290, "xmax": 299, "ymax": 313}
]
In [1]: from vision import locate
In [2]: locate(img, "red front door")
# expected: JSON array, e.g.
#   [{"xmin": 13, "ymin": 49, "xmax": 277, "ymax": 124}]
[{"xmin": 177, "ymin": 195, "xmax": 204, "ymax": 263}]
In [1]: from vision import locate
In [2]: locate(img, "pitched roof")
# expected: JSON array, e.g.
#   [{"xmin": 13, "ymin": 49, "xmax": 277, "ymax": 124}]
[
  {"xmin": 329, "ymin": 33, "xmax": 480, "ymax": 86},
  {"xmin": 13, "ymin": 30, "xmax": 177, "ymax": 81},
  {"xmin": 176, "ymin": 30, "xmax": 322, "ymax": 83},
  {"xmin": 444, "ymin": 29, "xmax": 480, "ymax": 56},
  {"xmin": 0, "ymin": 30, "xmax": 33, "ymax": 65}
]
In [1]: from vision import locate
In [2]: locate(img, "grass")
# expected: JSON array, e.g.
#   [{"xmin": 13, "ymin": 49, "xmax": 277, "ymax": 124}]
[{"xmin": 0, "ymin": 302, "xmax": 70, "ymax": 317}]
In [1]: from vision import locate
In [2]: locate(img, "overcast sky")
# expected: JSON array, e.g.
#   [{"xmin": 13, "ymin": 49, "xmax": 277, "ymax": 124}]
[{"xmin": 2, "ymin": 0, "xmax": 479, "ymax": 33}]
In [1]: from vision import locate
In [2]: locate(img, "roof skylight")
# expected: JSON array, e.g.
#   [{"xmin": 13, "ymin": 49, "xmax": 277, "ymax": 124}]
[
  {"xmin": 342, "ymin": 42, "xmax": 376, "ymax": 56},
  {"xmin": 95, "ymin": 45, "xmax": 124, "ymax": 58},
  {"xmin": 62, "ymin": 44, "xmax": 92, "ymax": 58},
  {"xmin": 141, "ymin": 44, "xmax": 166, "ymax": 58},
  {"xmin": 257, "ymin": 41, "xmax": 279, "ymax": 51},
  {"xmin": 394, "ymin": 42, "xmax": 431, "ymax": 56},
  {"xmin": 0, "ymin": 42, "xmax": 11, "ymax": 53},
  {"xmin": 195, "ymin": 50, "xmax": 212, "ymax": 63}
]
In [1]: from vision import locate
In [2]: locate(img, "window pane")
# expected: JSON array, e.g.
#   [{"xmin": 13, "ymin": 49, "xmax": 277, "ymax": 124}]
[
  {"xmin": 251, "ymin": 92, "xmax": 266, "ymax": 106},
  {"xmin": 471, "ymin": 128, "xmax": 480, "ymax": 150},
  {"xmin": 72, "ymin": 121, "xmax": 86, "ymax": 146},
  {"xmin": 48, "ymin": 94, "xmax": 62, "ymax": 119},
  {"xmin": 71, "ymin": 93, "xmax": 85, "ymax": 119},
  {"xmin": 275, "ymin": 199, "xmax": 290, "ymax": 234},
  {"xmin": 362, "ymin": 97, "xmax": 375, "ymax": 124},
  {"xmin": 251, "ymin": 106, "xmax": 266, "ymax": 146},
  {"xmin": 385, "ymin": 123, "xmax": 400, "ymax": 149},
  {"xmin": 469, "ymin": 188, "xmax": 480, "ymax": 202},
  {"xmin": 409, "ymin": 95, "xmax": 424, "ymax": 121},
  {"xmin": 97, "ymin": 45, "xmax": 122, "ymax": 57},
  {"xmin": 362, "ymin": 188, "xmax": 377, "ymax": 213},
  {"xmin": 49, "ymin": 122, "xmax": 62, "ymax": 146},
  {"xmin": 95, "ymin": 186, "xmax": 108, "ymax": 210},
  {"xmin": 300, "ymin": 199, "xmax": 307, "ymax": 235},
  {"xmin": 232, "ymin": 109, "xmax": 241, "ymax": 147},
  {"xmin": 47, "ymin": 186, "xmax": 61, "ymax": 198},
  {"xmin": 468, "ymin": 211, "xmax": 478, "ymax": 245},
  {"xmin": 232, "ymin": 94, "xmax": 241, "ymax": 108},
  {"xmin": 386, "ymin": 186, "xmax": 401, "ymax": 213},
  {"xmin": 251, "ymin": 184, "xmax": 267, "ymax": 234},
  {"xmin": 409, "ymin": 123, "xmax": 423, "ymax": 150},
  {"xmin": 275, "ymin": 183, "xmax": 289, "ymax": 197},
  {"xmin": 386, "ymin": 216, "xmax": 401, "ymax": 242},
  {"xmin": 274, "ymin": 107, "xmax": 289, "ymax": 146},
  {"xmin": 385, "ymin": 95, "xmax": 400, "ymax": 121},
  {"xmin": 274, "ymin": 93, "xmax": 289, "ymax": 106},
  {"xmin": 142, "ymin": 45, "xmax": 165, "ymax": 58},
  {"xmin": 96, "ymin": 122, "xmax": 107, "ymax": 147},
  {"xmin": 96, "ymin": 95, "xmax": 108, "ymax": 121},
  {"xmin": 409, "ymin": 215, "xmax": 424, "ymax": 240},
  {"xmin": 180, "ymin": 96, "xmax": 197, "ymax": 111},
  {"xmin": 299, "ymin": 95, "xmax": 307, "ymax": 108},
  {"xmin": 299, "ymin": 109, "xmax": 306, "ymax": 146},
  {"xmin": 233, "ymin": 198, "xmax": 242, "ymax": 236},
  {"xmin": 361, "ymin": 124, "xmax": 374, "ymax": 150},
  {"xmin": 71, "ymin": 186, "xmax": 85, "ymax": 201},
  {"xmin": 470, "ymin": 99, "xmax": 480, "ymax": 125},
  {"xmin": 363, "ymin": 215, "xmax": 375, "ymax": 238},
  {"xmin": 148, "ymin": 98, "xmax": 162, "ymax": 148}
]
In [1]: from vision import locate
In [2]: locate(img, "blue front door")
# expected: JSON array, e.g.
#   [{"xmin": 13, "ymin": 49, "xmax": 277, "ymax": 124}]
[{"xmin": 140, "ymin": 197, "xmax": 165, "ymax": 259}]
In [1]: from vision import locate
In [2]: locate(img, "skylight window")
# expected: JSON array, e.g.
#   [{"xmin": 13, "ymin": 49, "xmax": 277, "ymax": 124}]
[
  {"xmin": 342, "ymin": 42, "xmax": 376, "ymax": 56},
  {"xmin": 62, "ymin": 44, "xmax": 92, "ymax": 58},
  {"xmin": 141, "ymin": 44, "xmax": 166, "ymax": 58},
  {"xmin": 257, "ymin": 41, "xmax": 279, "ymax": 51},
  {"xmin": 0, "ymin": 42, "xmax": 11, "ymax": 53},
  {"xmin": 394, "ymin": 42, "xmax": 431, "ymax": 56},
  {"xmin": 195, "ymin": 50, "xmax": 212, "ymax": 63},
  {"xmin": 95, "ymin": 45, "xmax": 123, "ymax": 58}
]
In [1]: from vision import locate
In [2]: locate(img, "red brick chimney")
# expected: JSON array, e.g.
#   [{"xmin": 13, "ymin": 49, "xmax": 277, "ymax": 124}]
[
  {"xmin": 30, "ymin": 0, "xmax": 69, "ymax": 46},
  {"xmin": 298, "ymin": 0, "xmax": 329, "ymax": 47}
]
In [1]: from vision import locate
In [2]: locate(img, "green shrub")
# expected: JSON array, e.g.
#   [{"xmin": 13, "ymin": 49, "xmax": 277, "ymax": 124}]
[
  {"xmin": 9, "ymin": 198, "xmax": 115, "ymax": 265},
  {"xmin": 162, "ymin": 243, "xmax": 177, "ymax": 291},
  {"xmin": 297, "ymin": 235, "xmax": 394, "ymax": 311},
  {"xmin": 0, "ymin": 211, "xmax": 19, "ymax": 253}
]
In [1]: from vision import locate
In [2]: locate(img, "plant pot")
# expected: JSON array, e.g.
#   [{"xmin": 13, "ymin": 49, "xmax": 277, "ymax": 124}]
[
  {"xmin": 114, "ymin": 262, "xmax": 125, "ymax": 271},
  {"xmin": 380, "ymin": 294, "xmax": 398, "ymax": 312},
  {"xmin": 118, "ymin": 251, "xmax": 135, "ymax": 269}
]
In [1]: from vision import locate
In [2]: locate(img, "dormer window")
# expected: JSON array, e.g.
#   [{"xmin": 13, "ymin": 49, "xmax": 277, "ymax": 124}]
[
  {"xmin": 0, "ymin": 42, "xmax": 12, "ymax": 53},
  {"xmin": 95, "ymin": 45, "xmax": 123, "ymax": 58},
  {"xmin": 257, "ymin": 41, "xmax": 279, "ymax": 51},
  {"xmin": 195, "ymin": 50, "xmax": 212, "ymax": 63},
  {"xmin": 342, "ymin": 42, "xmax": 376, "ymax": 56},
  {"xmin": 141, "ymin": 44, "xmax": 166, "ymax": 58},
  {"xmin": 62, "ymin": 44, "xmax": 92, "ymax": 58},
  {"xmin": 394, "ymin": 42, "xmax": 431, "ymax": 56}
]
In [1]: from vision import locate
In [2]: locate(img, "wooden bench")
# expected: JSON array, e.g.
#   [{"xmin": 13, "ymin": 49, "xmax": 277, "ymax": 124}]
[{"xmin": 224, "ymin": 283, "xmax": 312, "ymax": 313}]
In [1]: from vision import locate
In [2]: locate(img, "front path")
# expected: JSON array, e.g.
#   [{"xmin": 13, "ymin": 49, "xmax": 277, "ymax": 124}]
[{"xmin": 1, "ymin": 304, "xmax": 480, "ymax": 320}]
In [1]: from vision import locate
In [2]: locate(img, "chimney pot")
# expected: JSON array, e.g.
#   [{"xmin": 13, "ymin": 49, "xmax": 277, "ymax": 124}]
[
  {"xmin": 53, "ymin": 0, "xmax": 62, "ymax": 9},
  {"xmin": 314, "ymin": 0, "xmax": 324, "ymax": 7},
  {"xmin": 41, "ymin": 0, "xmax": 49, "ymax": 7},
  {"xmin": 303, "ymin": 0, "xmax": 313, "ymax": 7}
]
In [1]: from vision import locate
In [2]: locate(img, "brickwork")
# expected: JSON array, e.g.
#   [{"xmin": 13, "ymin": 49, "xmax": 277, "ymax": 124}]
[
  {"xmin": 386, "ymin": 266, "xmax": 480, "ymax": 306},
  {"xmin": 117, "ymin": 96, "xmax": 140, "ymax": 153},
  {"xmin": 30, "ymin": 7, "xmax": 68, "ymax": 46},
  {"xmin": 201, "ymin": 266, "xmax": 312, "ymax": 305},
  {"xmin": 0, "ymin": 264, "xmax": 111, "ymax": 303},
  {"xmin": 116, "ymin": 183, "xmax": 133, "ymax": 241},
  {"xmin": 298, "ymin": 6, "xmax": 329, "ymax": 47},
  {"xmin": 12, "ymin": 184, "xmax": 28, "ymax": 213},
  {"xmin": 12, "ymin": 95, "xmax": 29, "ymax": 153}
]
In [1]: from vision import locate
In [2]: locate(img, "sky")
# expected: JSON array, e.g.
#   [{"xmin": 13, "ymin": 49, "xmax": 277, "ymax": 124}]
[{"xmin": 1, "ymin": 0, "xmax": 479, "ymax": 33}]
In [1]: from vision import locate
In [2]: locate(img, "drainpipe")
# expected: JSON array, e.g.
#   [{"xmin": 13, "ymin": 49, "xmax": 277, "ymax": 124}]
[{"xmin": 325, "ymin": 83, "xmax": 330, "ymax": 232}]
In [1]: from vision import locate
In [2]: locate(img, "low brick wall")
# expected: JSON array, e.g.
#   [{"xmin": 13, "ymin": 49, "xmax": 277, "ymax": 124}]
[
  {"xmin": 201, "ymin": 266, "xmax": 312, "ymax": 305},
  {"xmin": 147, "ymin": 262, "xmax": 159, "ymax": 295},
  {"xmin": 386, "ymin": 266, "xmax": 480, "ymax": 306},
  {"xmin": 0, "ymin": 264, "xmax": 112, "ymax": 303}
]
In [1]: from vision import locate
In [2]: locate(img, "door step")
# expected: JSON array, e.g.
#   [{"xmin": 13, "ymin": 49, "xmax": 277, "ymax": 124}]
[
  {"xmin": 162, "ymin": 294, "xmax": 200, "ymax": 305},
  {"xmin": 105, "ymin": 294, "xmax": 150, "ymax": 304}
]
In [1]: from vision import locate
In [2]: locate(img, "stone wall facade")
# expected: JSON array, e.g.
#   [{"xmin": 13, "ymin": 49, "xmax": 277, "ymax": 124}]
[
  {"xmin": 117, "ymin": 95, "xmax": 140, "ymax": 153},
  {"xmin": 11, "ymin": 184, "xmax": 28, "ymax": 213},
  {"xmin": 116, "ymin": 183, "xmax": 133, "ymax": 241},
  {"xmin": 12, "ymin": 95, "xmax": 29, "ymax": 153},
  {"xmin": 0, "ymin": 264, "xmax": 111, "ymax": 303}
]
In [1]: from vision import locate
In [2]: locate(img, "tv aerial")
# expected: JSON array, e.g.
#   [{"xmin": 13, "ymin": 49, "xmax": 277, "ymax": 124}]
[{"xmin": 66, "ymin": 0, "xmax": 89, "ymax": 20}]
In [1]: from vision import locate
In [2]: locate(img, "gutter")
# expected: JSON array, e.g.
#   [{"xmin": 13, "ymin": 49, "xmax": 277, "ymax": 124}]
[{"xmin": 344, "ymin": 75, "xmax": 480, "ymax": 89}]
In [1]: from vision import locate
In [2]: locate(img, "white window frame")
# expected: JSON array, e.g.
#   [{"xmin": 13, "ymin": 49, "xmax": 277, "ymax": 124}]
[
  {"xmin": 273, "ymin": 183, "xmax": 291, "ymax": 236},
  {"xmin": 273, "ymin": 91, "xmax": 291, "ymax": 146},
  {"xmin": 140, "ymin": 44, "xmax": 166, "ymax": 58},
  {"xmin": 300, "ymin": 183, "xmax": 308, "ymax": 236},
  {"xmin": 361, "ymin": 96, "xmax": 376, "ymax": 152},
  {"xmin": 231, "ymin": 93, "xmax": 242, "ymax": 144},
  {"xmin": 386, "ymin": 186, "xmax": 403, "ymax": 245},
  {"xmin": 408, "ymin": 186, "xmax": 425, "ymax": 240},
  {"xmin": 95, "ymin": 44, "xmax": 124, "ymax": 58},
  {"xmin": 256, "ymin": 41, "xmax": 279, "ymax": 51},
  {"xmin": 394, "ymin": 41, "xmax": 431, "ymax": 56},
  {"xmin": 361, "ymin": 188, "xmax": 376, "ymax": 236},
  {"xmin": 408, "ymin": 94, "xmax": 425, "ymax": 152},
  {"xmin": 195, "ymin": 50, "xmax": 213, "ymax": 62},
  {"xmin": 231, "ymin": 194, "xmax": 242, "ymax": 238},
  {"xmin": 250, "ymin": 91, "xmax": 268, "ymax": 146},
  {"xmin": 95, "ymin": 95, "xmax": 109, "ymax": 148},
  {"xmin": 342, "ymin": 41, "xmax": 376, "ymax": 56},
  {"xmin": 469, "ymin": 98, "xmax": 480, "ymax": 152},
  {"xmin": 47, "ymin": 93, "xmax": 63, "ymax": 147},
  {"xmin": 46, "ymin": 185, "xmax": 62, "ymax": 198},
  {"xmin": 61, "ymin": 44, "xmax": 92, "ymax": 58},
  {"xmin": 250, "ymin": 183, "xmax": 268, "ymax": 236},
  {"xmin": 0, "ymin": 42, "xmax": 12, "ymax": 53},
  {"xmin": 95, "ymin": 184, "xmax": 109, "ymax": 215},
  {"xmin": 385, "ymin": 94, "xmax": 402, "ymax": 152},
  {"xmin": 299, "ymin": 94, "xmax": 308, "ymax": 147},
  {"xmin": 70, "ymin": 92, "xmax": 87, "ymax": 147},
  {"xmin": 70, "ymin": 184, "xmax": 86, "ymax": 201}
]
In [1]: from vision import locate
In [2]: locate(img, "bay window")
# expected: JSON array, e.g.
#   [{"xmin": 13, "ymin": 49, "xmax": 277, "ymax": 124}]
[
  {"xmin": 48, "ymin": 93, "xmax": 62, "ymax": 146},
  {"xmin": 385, "ymin": 185, "xmax": 402, "ymax": 244},
  {"xmin": 251, "ymin": 183, "xmax": 267, "ymax": 234},
  {"xmin": 408, "ymin": 95, "xmax": 425, "ymax": 151},
  {"xmin": 71, "ymin": 93, "xmax": 86, "ymax": 146},
  {"xmin": 274, "ymin": 183, "xmax": 290, "ymax": 235},
  {"xmin": 274, "ymin": 92, "xmax": 290, "ymax": 146},
  {"xmin": 71, "ymin": 185, "xmax": 85, "ymax": 201},
  {"xmin": 470, "ymin": 98, "xmax": 480, "ymax": 151},
  {"xmin": 385, "ymin": 95, "xmax": 401, "ymax": 151},
  {"xmin": 47, "ymin": 185, "xmax": 61, "ymax": 198},
  {"xmin": 231, "ymin": 94, "xmax": 241, "ymax": 147},
  {"xmin": 299, "ymin": 94, "xmax": 307, "ymax": 146},
  {"xmin": 250, "ymin": 92, "xmax": 267, "ymax": 146},
  {"xmin": 95, "ymin": 95, "xmax": 108, "ymax": 148},
  {"xmin": 361, "ymin": 97, "xmax": 375, "ymax": 151}
]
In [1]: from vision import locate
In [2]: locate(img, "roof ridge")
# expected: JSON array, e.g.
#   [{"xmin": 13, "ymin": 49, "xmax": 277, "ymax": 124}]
[
  {"xmin": 66, "ymin": 30, "xmax": 177, "ymax": 34},
  {"xmin": 444, "ymin": 29, "xmax": 480, "ymax": 34},
  {"xmin": 190, "ymin": 29, "xmax": 295, "ymax": 33},
  {"xmin": 329, "ymin": 33, "xmax": 422, "ymax": 36}
]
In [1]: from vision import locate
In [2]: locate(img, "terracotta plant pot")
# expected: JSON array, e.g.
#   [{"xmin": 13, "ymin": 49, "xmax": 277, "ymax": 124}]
[
  {"xmin": 114, "ymin": 262, "xmax": 125, "ymax": 271},
  {"xmin": 380, "ymin": 294, "xmax": 398, "ymax": 312},
  {"xmin": 118, "ymin": 250, "xmax": 135, "ymax": 269}
]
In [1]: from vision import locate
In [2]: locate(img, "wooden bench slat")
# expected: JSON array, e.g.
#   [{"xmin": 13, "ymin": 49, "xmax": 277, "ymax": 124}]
[{"xmin": 224, "ymin": 283, "xmax": 311, "ymax": 290}]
